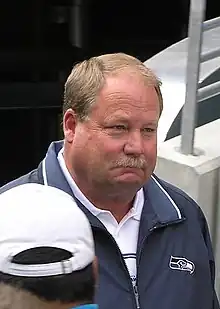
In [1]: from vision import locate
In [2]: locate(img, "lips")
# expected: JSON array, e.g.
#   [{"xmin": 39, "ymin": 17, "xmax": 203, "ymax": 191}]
[{"xmin": 116, "ymin": 166, "xmax": 144, "ymax": 175}]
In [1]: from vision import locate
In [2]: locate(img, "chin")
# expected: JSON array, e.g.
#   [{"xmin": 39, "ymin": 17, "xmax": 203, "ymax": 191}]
[{"xmin": 114, "ymin": 176, "xmax": 144, "ymax": 188}]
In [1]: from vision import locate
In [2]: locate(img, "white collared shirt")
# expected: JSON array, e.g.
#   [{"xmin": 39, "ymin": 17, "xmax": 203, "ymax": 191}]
[{"xmin": 57, "ymin": 148, "xmax": 144, "ymax": 301}]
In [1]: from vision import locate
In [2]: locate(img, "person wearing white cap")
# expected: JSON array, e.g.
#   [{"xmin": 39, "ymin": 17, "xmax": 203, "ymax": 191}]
[{"xmin": 0, "ymin": 183, "xmax": 97, "ymax": 309}]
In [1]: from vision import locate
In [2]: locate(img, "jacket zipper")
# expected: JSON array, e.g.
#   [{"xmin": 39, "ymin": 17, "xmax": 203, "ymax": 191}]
[
  {"xmin": 136, "ymin": 219, "xmax": 185, "ymax": 308},
  {"xmin": 93, "ymin": 227, "xmax": 139, "ymax": 309},
  {"xmin": 136, "ymin": 234, "xmax": 150, "ymax": 309}
]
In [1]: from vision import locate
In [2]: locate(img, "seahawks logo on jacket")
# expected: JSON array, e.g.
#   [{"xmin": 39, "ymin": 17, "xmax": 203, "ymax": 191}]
[{"xmin": 169, "ymin": 256, "xmax": 195, "ymax": 274}]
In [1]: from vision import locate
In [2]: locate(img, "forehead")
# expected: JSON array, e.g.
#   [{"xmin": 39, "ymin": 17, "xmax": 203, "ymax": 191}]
[{"xmin": 92, "ymin": 73, "xmax": 160, "ymax": 118}]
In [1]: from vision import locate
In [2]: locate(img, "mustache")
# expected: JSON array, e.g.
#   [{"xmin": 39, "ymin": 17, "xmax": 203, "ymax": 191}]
[{"xmin": 113, "ymin": 157, "xmax": 147, "ymax": 169}]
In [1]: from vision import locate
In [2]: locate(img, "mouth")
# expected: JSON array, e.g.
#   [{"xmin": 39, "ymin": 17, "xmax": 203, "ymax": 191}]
[
  {"xmin": 115, "ymin": 165, "xmax": 144, "ymax": 171},
  {"xmin": 114, "ymin": 166, "xmax": 144, "ymax": 176},
  {"xmin": 120, "ymin": 166, "xmax": 141, "ymax": 171}
]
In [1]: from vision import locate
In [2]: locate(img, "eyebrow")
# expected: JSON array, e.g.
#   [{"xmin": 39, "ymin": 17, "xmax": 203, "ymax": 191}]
[{"xmin": 104, "ymin": 117, "xmax": 158, "ymax": 126}]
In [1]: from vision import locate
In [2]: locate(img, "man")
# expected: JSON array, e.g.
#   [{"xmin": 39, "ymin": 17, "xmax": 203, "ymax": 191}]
[
  {"xmin": 1, "ymin": 53, "xmax": 219, "ymax": 309},
  {"xmin": 0, "ymin": 183, "xmax": 97, "ymax": 309}
]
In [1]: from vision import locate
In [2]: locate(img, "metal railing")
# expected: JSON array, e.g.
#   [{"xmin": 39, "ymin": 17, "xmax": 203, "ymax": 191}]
[{"xmin": 180, "ymin": 0, "xmax": 220, "ymax": 155}]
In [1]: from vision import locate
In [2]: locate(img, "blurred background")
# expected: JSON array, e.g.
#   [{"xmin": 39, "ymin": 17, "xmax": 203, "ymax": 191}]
[{"xmin": 0, "ymin": 0, "xmax": 220, "ymax": 186}]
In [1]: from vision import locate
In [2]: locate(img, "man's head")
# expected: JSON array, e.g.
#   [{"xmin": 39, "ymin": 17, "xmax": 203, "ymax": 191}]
[
  {"xmin": 63, "ymin": 53, "xmax": 162, "ymax": 201},
  {"xmin": 0, "ymin": 184, "xmax": 96, "ymax": 309}
]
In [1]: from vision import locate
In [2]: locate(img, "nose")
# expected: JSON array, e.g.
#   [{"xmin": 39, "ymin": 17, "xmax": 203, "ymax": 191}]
[{"xmin": 123, "ymin": 131, "xmax": 144, "ymax": 156}]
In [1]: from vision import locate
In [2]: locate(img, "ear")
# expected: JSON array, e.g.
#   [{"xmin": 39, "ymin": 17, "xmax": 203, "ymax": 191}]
[{"xmin": 63, "ymin": 109, "xmax": 78, "ymax": 143}]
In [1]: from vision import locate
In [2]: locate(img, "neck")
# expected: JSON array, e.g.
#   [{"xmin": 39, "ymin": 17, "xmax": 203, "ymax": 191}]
[
  {"xmin": 72, "ymin": 174, "xmax": 134, "ymax": 222},
  {"xmin": 86, "ymin": 193, "xmax": 134, "ymax": 223}
]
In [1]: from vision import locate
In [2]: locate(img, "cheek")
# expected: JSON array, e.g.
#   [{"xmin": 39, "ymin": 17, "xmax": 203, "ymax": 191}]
[
  {"xmin": 74, "ymin": 134, "xmax": 89, "ymax": 150},
  {"xmin": 73, "ymin": 132, "xmax": 105, "ymax": 162},
  {"xmin": 143, "ymin": 139, "xmax": 157, "ymax": 159},
  {"xmin": 70, "ymin": 131, "xmax": 92, "ymax": 163},
  {"xmin": 102, "ymin": 137, "xmax": 125, "ymax": 157}
]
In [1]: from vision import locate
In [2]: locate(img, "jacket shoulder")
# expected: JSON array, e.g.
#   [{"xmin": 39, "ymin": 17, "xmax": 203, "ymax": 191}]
[
  {"xmin": 0, "ymin": 167, "xmax": 42, "ymax": 194},
  {"xmin": 153, "ymin": 175, "xmax": 214, "ymax": 250},
  {"xmin": 154, "ymin": 175, "xmax": 200, "ymax": 210},
  {"xmin": 152, "ymin": 174, "xmax": 206, "ymax": 224}
]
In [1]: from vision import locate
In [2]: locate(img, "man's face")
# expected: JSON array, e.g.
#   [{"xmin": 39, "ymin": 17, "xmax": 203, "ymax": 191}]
[{"xmin": 65, "ymin": 73, "xmax": 160, "ymax": 195}]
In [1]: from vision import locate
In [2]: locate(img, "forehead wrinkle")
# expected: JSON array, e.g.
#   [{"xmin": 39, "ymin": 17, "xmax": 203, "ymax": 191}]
[
  {"xmin": 102, "ymin": 94, "xmax": 154, "ymax": 113},
  {"xmin": 103, "ymin": 101, "xmax": 157, "ymax": 117},
  {"xmin": 102, "ymin": 107, "xmax": 159, "ymax": 125},
  {"xmin": 104, "ymin": 90, "xmax": 146, "ymax": 103}
]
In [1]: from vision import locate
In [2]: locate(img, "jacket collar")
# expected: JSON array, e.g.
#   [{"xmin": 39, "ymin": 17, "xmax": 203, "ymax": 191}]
[
  {"xmin": 41, "ymin": 141, "xmax": 106, "ymax": 229},
  {"xmin": 42, "ymin": 141, "xmax": 72, "ymax": 196},
  {"xmin": 41, "ymin": 141, "xmax": 184, "ymax": 230},
  {"xmin": 146, "ymin": 175, "xmax": 182, "ymax": 223}
]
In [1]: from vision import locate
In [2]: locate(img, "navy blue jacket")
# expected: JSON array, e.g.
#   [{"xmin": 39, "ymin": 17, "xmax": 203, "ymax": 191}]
[{"xmin": 1, "ymin": 141, "xmax": 219, "ymax": 309}]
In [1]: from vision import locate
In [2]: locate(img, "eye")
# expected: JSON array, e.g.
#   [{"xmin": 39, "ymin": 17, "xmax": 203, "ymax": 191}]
[
  {"xmin": 142, "ymin": 128, "xmax": 156, "ymax": 133},
  {"xmin": 111, "ymin": 125, "xmax": 127, "ymax": 130}
]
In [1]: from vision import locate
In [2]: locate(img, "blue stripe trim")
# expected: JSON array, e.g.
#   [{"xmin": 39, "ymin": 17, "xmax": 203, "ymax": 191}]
[
  {"xmin": 73, "ymin": 305, "xmax": 98, "ymax": 309},
  {"xmin": 146, "ymin": 176, "xmax": 182, "ymax": 223}
]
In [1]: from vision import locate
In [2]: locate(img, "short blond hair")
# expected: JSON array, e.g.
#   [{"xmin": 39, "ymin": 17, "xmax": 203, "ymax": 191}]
[
  {"xmin": 63, "ymin": 53, "xmax": 163, "ymax": 121},
  {"xmin": 0, "ymin": 283, "xmax": 55, "ymax": 309}
]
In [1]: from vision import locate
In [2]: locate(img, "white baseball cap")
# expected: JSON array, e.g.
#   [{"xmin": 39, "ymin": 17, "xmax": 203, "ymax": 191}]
[{"xmin": 0, "ymin": 183, "xmax": 95, "ymax": 277}]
